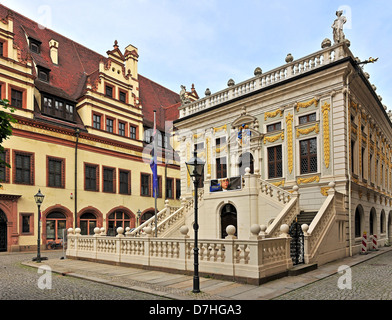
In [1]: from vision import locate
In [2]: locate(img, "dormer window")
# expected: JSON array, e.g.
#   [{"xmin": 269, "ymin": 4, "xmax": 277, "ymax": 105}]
[
  {"xmin": 29, "ymin": 38, "xmax": 41, "ymax": 54},
  {"xmin": 37, "ymin": 67, "xmax": 50, "ymax": 82}
]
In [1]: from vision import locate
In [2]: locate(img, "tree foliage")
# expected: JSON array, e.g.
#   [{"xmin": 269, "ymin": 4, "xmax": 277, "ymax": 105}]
[{"xmin": 0, "ymin": 99, "xmax": 17, "ymax": 168}]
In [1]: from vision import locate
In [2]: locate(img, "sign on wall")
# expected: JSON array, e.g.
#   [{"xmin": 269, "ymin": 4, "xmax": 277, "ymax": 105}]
[{"xmin": 210, "ymin": 177, "xmax": 242, "ymax": 192}]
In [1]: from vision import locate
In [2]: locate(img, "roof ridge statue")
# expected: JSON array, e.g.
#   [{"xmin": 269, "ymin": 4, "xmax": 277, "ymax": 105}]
[{"xmin": 332, "ymin": 10, "xmax": 347, "ymax": 44}]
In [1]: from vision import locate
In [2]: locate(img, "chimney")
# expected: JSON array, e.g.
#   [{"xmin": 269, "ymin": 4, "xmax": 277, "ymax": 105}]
[{"xmin": 49, "ymin": 39, "xmax": 59, "ymax": 64}]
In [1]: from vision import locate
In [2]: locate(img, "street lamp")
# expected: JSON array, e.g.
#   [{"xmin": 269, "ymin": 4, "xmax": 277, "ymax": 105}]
[
  {"xmin": 33, "ymin": 189, "xmax": 47, "ymax": 262},
  {"xmin": 186, "ymin": 149, "xmax": 205, "ymax": 293}
]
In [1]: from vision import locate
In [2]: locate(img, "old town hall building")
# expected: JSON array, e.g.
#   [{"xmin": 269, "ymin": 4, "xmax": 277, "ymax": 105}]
[{"xmin": 0, "ymin": 5, "xmax": 181, "ymax": 252}]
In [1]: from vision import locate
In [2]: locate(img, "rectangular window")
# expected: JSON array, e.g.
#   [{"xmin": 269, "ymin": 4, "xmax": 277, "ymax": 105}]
[
  {"xmin": 118, "ymin": 122, "xmax": 125, "ymax": 136},
  {"xmin": 267, "ymin": 122, "xmax": 282, "ymax": 133},
  {"xmin": 130, "ymin": 126, "xmax": 137, "ymax": 140},
  {"xmin": 300, "ymin": 138, "xmax": 318, "ymax": 174},
  {"xmin": 299, "ymin": 113, "xmax": 317, "ymax": 125},
  {"xmin": 216, "ymin": 157, "xmax": 227, "ymax": 179},
  {"xmin": 0, "ymin": 42, "xmax": 3, "ymax": 57},
  {"xmin": 119, "ymin": 91, "xmax": 126, "ymax": 103},
  {"xmin": 85, "ymin": 164, "xmax": 98, "ymax": 191},
  {"xmin": 105, "ymin": 85, "xmax": 113, "ymax": 98},
  {"xmin": 65, "ymin": 104, "xmax": 74, "ymax": 121},
  {"xmin": 351, "ymin": 140, "xmax": 355, "ymax": 173},
  {"xmin": 106, "ymin": 118, "xmax": 114, "ymax": 133},
  {"xmin": 362, "ymin": 147, "xmax": 365, "ymax": 178},
  {"xmin": 144, "ymin": 128, "xmax": 152, "ymax": 143},
  {"xmin": 22, "ymin": 215, "xmax": 31, "ymax": 234},
  {"xmin": 119, "ymin": 170, "xmax": 131, "ymax": 195},
  {"xmin": 141, "ymin": 173, "xmax": 151, "ymax": 196},
  {"xmin": 176, "ymin": 179, "xmax": 181, "ymax": 200},
  {"xmin": 216, "ymin": 136, "xmax": 227, "ymax": 147},
  {"xmin": 48, "ymin": 158, "xmax": 64, "ymax": 188},
  {"xmin": 103, "ymin": 167, "xmax": 115, "ymax": 193},
  {"xmin": 268, "ymin": 145, "xmax": 283, "ymax": 179},
  {"xmin": 166, "ymin": 177, "xmax": 174, "ymax": 199},
  {"xmin": 194, "ymin": 142, "xmax": 204, "ymax": 151},
  {"xmin": 14, "ymin": 152, "xmax": 33, "ymax": 185},
  {"xmin": 11, "ymin": 89, "xmax": 23, "ymax": 108},
  {"xmin": 0, "ymin": 149, "xmax": 10, "ymax": 183},
  {"xmin": 93, "ymin": 114, "xmax": 101, "ymax": 129}
]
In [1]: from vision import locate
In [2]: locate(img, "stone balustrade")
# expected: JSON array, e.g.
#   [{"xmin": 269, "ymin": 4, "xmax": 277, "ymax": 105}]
[
  {"xmin": 66, "ymin": 224, "xmax": 293, "ymax": 285},
  {"xmin": 179, "ymin": 42, "xmax": 351, "ymax": 118}
]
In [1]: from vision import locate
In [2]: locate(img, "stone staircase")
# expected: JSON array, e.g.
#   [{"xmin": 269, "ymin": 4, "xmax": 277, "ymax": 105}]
[{"xmin": 296, "ymin": 211, "xmax": 318, "ymax": 227}]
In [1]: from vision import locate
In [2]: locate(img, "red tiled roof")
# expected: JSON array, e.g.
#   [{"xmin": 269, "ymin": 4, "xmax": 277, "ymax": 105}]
[
  {"xmin": 138, "ymin": 75, "xmax": 181, "ymax": 131},
  {"xmin": 0, "ymin": 4, "xmax": 180, "ymax": 125}
]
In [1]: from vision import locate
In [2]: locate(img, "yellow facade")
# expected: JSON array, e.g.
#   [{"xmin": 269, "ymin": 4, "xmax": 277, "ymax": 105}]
[{"xmin": 0, "ymin": 6, "xmax": 181, "ymax": 252}]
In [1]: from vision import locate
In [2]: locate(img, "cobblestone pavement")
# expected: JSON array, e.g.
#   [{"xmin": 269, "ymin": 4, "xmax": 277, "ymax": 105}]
[
  {"xmin": 274, "ymin": 250, "xmax": 392, "ymax": 300},
  {"xmin": 0, "ymin": 251, "xmax": 169, "ymax": 300}
]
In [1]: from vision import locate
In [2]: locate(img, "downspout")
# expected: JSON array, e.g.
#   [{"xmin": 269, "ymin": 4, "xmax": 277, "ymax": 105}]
[
  {"xmin": 74, "ymin": 128, "xmax": 80, "ymax": 228},
  {"xmin": 345, "ymin": 69, "xmax": 353, "ymax": 257}
]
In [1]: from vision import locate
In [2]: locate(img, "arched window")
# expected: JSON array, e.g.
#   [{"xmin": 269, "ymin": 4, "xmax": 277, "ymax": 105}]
[
  {"xmin": 80, "ymin": 212, "xmax": 97, "ymax": 235},
  {"xmin": 369, "ymin": 208, "xmax": 376, "ymax": 235},
  {"xmin": 354, "ymin": 206, "xmax": 362, "ymax": 238},
  {"xmin": 107, "ymin": 211, "xmax": 132, "ymax": 236},
  {"xmin": 239, "ymin": 152, "xmax": 254, "ymax": 176},
  {"xmin": 380, "ymin": 210, "xmax": 386, "ymax": 234},
  {"xmin": 140, "ymin": 211, "xmax": 154, "ymax": 225},
  {"xmin": 46, "ymin": 212, "xmax": 66, "ymax": 242}
]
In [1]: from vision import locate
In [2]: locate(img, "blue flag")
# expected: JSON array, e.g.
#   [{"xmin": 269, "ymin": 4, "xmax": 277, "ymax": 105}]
[
  {"xmin": 150, "ymin": 145, "xmax": 158, "ymax": 198},
  {"xmin": 150, "ymin": 115, "xmax": 158, "ymax": 198}
]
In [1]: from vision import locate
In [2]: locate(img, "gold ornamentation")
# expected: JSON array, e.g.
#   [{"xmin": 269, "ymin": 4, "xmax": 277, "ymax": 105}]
[
  {"xmin": 215, "ymin": 145, "xmax": 227, "ymax": 153},
  {"xmin": 297, "ymin": 175, "xmax": 320, "ymax": 185},
  {"xmin": 321, "ymin": 187, "xmax": 330, "ymax": 196},
  {"xmin": 296, "ymin": 123, "xmax": 319, "ymax": 138},
  {"xmin": 296, "ymin": 98, "xmax": 319, "ymax": 112},
  {"xmin": 193, "ymin": 133, "xmax": 204, "ymax": 139},
  {"xmin": 322, "ymin": 102, "xmax": 331, "ymax": 168},
  {"xmin": 264, "ymin": 109, "xmax": 283, "ymax": 121},
  {"xmin": 213, "ymin": 125, "xmax": 227, "ymax": 133},
  {"xmin": 286, "ymin": 113, "xmax": 293, "ymax": 174},
  {"xmin": 272, "ymin": 180, "xmax": 285, "ymax": 187},
  {"xmin": 206, "ymin": 138, "xmax": 211, "ymax": 175},
  {"xmin": 264, "ymin": 132, "xmax": 284, "ymax": 144}
]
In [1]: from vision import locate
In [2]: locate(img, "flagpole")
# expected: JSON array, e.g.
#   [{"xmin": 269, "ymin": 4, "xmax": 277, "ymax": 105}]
[{"xmin": 154, "ymin": 110, "xmax": 158, "ymax": 238}]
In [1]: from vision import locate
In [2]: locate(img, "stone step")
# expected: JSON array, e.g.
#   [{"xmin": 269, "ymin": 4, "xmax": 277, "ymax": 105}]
[{"xmin": 288, "ymin": 263, "xmax": 318, "ymax": 276}]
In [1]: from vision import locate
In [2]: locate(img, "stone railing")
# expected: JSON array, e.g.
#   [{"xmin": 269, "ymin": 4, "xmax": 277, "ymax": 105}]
[
  {"xmin": 264, "ymin": 185, "xmax": 300, "ymax": 238},
  {"xmin": 66, "ymin": 224, "xmax": 293, "ymax": 285},
  {"xmin": 179, "ymin": 42, "xmax": 352, "ymax": 118},
  {"xmin": 259, "ymin": 179, "xmax": 292, "ymax": 204},
  {"xmin": 302, "ymin": 182, "xmax": 343, "ymax": 264}
]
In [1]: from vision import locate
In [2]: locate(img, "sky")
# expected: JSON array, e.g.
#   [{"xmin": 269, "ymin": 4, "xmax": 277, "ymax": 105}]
[{"xmin": 2, "ymin": 0, "xmax": 392, "ymax": 109}]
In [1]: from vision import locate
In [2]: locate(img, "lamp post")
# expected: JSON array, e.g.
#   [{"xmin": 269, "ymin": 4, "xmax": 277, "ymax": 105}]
[
  {"xmin": 186, "ymin": 149, "xmax": 205, "ymax": 293},
  {"xmin": 33, "ymin": 189, "xmax": 46, "ymax": 262}
]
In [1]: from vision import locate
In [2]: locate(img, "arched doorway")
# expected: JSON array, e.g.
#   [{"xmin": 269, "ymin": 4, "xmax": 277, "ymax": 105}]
[
  {"xmin": 0, "ymin": 210, "xmax": 7, "ymax": 252},
  {"xmin": 239, "ymin": 152, "xmax": 254, "ymax": 176},
  {"xmin": 46, "ymin": 212, "xmax": 67, "ymax": 245},
  {"xmin": 220, "ymin": 204, "xmax": 237, "ymax": 238},
  {"xmin": 80, "ymin": 212, "xmax": 97, "ymax": 235}
]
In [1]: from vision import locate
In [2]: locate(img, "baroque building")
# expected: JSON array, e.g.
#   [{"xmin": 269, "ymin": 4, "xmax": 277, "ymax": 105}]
[
  {"xmin": 0, "ymin": 5, "xmax": 181, "ymax": 252},
  {"xmin": 173, "ymin": 12, "xmax": 392, "ymax": 264}
]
